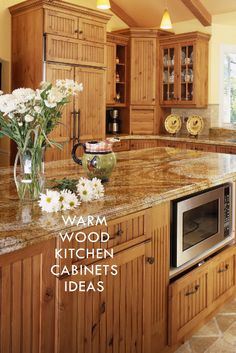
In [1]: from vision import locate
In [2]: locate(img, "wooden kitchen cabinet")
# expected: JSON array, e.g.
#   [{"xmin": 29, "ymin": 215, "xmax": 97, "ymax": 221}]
[
  {"xmin": 130, "ymin": 106, "xmax": 157, "ymax": 135},
  {"xmin": 186, "ymin": 142, "xmax": 217, "ymax": 152},
  {"xmin": 130, "ymin": 36, "xmax": 157, "ymax": 105},
  {"xmin": 130, "ymin": 140, "xmax": 157, "ymax": 150},
  {"xmin": 45, "ymin": 63, "xmax": 74, "ymax": 162},
  {"xmin": 44, "ymin": 8, "xmax": 106, "ymax": 44},
  {"xmin": 159, "ymin": 32, "xmax": 210, "ymax": 108},
  {"xmin": 169, "ymin": 245, "xmax": 236, "ymax": 346},
  {"xmin": 211, "ymin": 248, "xmax": 236, "ymax": 305},
  {"xmin": 106, "ymin": 33, "xmax": 129, "ymax": 106},
  {"xmin": 0, "ymin": 239, "xmax": 56, "ymax": 353},
  {"xmin": 112, "ymin": 139, "xmax": 130, "ymax": 152},
  {"xmin": 57, "ymin": 242, "xmax": 152, "ymax": 353},
  {"xmin": 216, "ymin": 145, "xmax": 236, "ymax": 154},
  {"xmin": 151, "ymin": 203, "xmax": 170, "ymax": 352},
  {"xmin": 157, "ymin": 139, "xmax": 187, "ymax": 149},
  {"xmin": 169, "ymin": 265, "xmax": 209, "ymax": 345},
  {"xmin": 10, "ymin": 0, "xmax": 111, "ymax": 162},
  {"xmin": 75, "ymin": 66, "xmax": 106, "ymax": 141},
  {"xmin": 57, "ymin": 209, "xmax": 151, "ymax": 271}
]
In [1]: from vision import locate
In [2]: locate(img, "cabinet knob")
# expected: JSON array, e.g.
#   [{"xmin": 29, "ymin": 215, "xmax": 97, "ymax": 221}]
[
  {"xmin": 218, "ymin": 264, "xmax": 229, "ymax": 273},
  {"xmin": 116, "ymin": 228, "xmax": 124, "ymax": 236},
  {"xmin": 147, "ymin": 257, "xmax": 155, "ymax": 265},
  {"xmin": 185, "ymin": 284, "xmax": 200, "ymax": 296},
  {"xmin": 79, "ymin": 30, "xmax": 83, "ymax": 34},
  {"xmin": 74, "ymin": 29, "xmax": 78, "ymax": 33}
]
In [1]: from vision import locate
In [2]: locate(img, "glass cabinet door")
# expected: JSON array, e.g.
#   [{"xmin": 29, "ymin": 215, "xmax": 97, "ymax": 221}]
[
  {"xmin": 179, "ymin": 44, "xmax": 194, "ymax": 103},
  {"xmin": 161, "ymin": 46, "xmax": 177, "ymax": 103}
]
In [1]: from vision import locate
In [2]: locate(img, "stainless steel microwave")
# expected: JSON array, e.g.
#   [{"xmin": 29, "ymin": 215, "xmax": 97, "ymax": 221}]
[{"xmin": 171, "ymin": 183, "xmax": 234, "ymax": 268}]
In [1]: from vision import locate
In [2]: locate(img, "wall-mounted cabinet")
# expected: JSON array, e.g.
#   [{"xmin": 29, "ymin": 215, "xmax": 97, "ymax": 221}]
[
  {"xmin": 159, "ymin": 32, "xmax": 210, "ymax": 108},
  {"xmin": 106, "ymin": 33, "xmax": 128, "ymax": 106}
]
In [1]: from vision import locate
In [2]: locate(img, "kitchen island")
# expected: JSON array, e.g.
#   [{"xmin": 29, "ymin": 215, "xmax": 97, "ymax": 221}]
[{"xmin": 1, "ymin": 147, "xmax": 236, "ymax": 353}]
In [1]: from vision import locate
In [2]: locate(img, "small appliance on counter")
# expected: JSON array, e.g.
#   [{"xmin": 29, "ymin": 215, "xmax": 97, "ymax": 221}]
[
  {"xmin": 107, "ymin": 109, "xmax": 121, "ymax": 135},
  {"xmin": 72, "ymin": 138, "xmax": 119, "ymax": 181}
]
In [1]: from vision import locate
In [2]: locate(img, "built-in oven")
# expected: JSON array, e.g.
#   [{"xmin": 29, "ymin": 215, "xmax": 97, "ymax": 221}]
[{"xmin": 171, "ymin": 183, "xmax": 234, "ymax": 268}]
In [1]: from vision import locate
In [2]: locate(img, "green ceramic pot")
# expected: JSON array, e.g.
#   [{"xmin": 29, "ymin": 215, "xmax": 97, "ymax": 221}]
[{"xmin": 72, "ymin": 142, "xmax": 116, "ymax": 181}]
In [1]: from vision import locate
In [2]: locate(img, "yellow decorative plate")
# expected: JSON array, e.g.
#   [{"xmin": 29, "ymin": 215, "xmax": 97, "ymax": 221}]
[
  {"xmin": 164, "ymin": 114, "xmax": 182, "ymax": 135},
  {"xmin": 187, "ymin": 115, "xmax": 204, "ymax": 136}
]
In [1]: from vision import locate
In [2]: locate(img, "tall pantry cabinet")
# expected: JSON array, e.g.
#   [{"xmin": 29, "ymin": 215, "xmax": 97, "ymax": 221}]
[
  {"xmin": 9, "ymin": 0, "xmax": 111, "ymax": 162},
  {"xmin": 112, "ymin": 29, "xmax": 170, "ymax": 135}
]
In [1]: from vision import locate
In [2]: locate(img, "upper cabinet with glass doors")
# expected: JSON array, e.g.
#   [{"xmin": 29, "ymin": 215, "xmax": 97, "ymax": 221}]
[{"xmin": 159, "ymin": 32, "xmax": 210, "ymax": 108}]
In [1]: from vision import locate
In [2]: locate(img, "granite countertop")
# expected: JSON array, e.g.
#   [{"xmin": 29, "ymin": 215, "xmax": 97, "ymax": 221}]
[
  {"xmin": 118, "ymin": 134, "xmax": 236, "ymax": 147},
  {"xmin": 1, "ymin": 147, "xmax": 236, "ymax": 255}
]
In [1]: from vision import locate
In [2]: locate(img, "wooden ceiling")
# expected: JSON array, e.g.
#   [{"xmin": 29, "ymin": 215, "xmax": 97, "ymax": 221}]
[{"xmin": 110, "ymin": 0, "xmax": 236, "ymax": 28}]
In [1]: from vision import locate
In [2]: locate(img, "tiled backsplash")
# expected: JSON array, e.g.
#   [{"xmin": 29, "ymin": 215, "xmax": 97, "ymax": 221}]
[{"xmin": 171, "ymin": 104, "xmax": 219, "ymax": 136}]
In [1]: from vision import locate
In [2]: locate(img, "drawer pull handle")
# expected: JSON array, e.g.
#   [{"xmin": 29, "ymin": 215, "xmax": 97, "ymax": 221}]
[
  {"xmin": 218, "ymin": 264, "xmax": 229, "ymax": 273},
  {"xmin": 116, "ymin": 229, "xmax": 123, "ymax": 236},
  {"xmin": 185, "ymin": 284, "xmax": 200, "ymax": 296},
  {"xmin": 147, "ymin": 257, "xmax": 155, "ymax": 265}
]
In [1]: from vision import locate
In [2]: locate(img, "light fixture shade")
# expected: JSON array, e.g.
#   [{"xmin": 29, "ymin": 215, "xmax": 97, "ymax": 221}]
[
  {"xmin": 160, "ymin": 8, "xmax": 172, "ymax": 29},
  {"xmin": 96, "ymin": 0, "xmax": 111, "ymax": 10}
]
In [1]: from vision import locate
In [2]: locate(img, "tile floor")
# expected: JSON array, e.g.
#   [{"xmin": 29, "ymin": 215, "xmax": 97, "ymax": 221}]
[{"xmin": 174, "ymin": 297, "xmax": 236, "ymax": 353}]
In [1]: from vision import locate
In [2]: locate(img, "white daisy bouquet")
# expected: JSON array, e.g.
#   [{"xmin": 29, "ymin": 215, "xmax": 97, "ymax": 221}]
[
  {"xmin": 0, "ymin": 80, "xmax": 83, "ymax": 200},
  {"xmin": 39, "ymin": 177, "xmax": 105, "ymax": 213}
]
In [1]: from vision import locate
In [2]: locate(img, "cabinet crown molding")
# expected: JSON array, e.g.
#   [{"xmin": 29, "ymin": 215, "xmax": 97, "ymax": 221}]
[
  {"xmin": 159, "ymin": 31, "xmax": 211, "ymax": 44},
  {"xmin": 9, "ymin": 0, "xmax": 112, "ymax": 21}
]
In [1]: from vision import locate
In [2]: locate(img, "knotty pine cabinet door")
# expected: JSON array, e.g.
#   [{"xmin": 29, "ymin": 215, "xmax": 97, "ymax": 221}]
[
  {"xmin": 0, "ymin": 239, "xmax": 56, "ymax": 353},
  {"xmin": 57, "ymin": 242, "xmax": 152, "ymax": 353},
  {"xmin": 130, "ymin": 37, "xmax": 156, "ymax": 105},
  {"xmin": 106, "ymin": 42, "xmax": 116, "ymax": 105},
  {"xmin": 78, "ymin": 17, "xmax": 106, "ymax": 43},
  {"xmin": 44, "ymin": 9, "xmax": 79, "ymax": 38},
  {"xmin": 150, "ymin": 203, "xmax": 170, "ymax": 352},
  {"xmin": 45, "ymin": 63, "xmax": 74, "ymax": 161},
  {"xmin": 75, "ymin": 67, "xmax": 105, "ymax": 140}
]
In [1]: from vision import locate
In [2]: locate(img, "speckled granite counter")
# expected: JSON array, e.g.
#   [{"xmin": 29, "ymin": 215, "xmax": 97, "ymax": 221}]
[
  {"xmin": 1, "ymin": 147, "xmax": 236, "ymax": 255},
  {"xmin": 119, "ymin": 134, "xmax": 236, "ymax": 147}
]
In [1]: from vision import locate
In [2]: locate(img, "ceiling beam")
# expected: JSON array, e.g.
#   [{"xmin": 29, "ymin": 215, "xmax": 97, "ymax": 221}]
[
  {"xmin": 110, "ymin": 0, "xmax": 139, "ymax": 27},
  {"xmin": 180, "ymin": 0, "xmax": 212, "ymax": 26}
]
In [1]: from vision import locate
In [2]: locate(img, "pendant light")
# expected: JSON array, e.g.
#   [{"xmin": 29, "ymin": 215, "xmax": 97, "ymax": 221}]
[
  {"xmin": 96, "ymin": 0, "xmax": 111, "ymax": 10},
  {"xmin": 160, "ymin": 0, "xmax": 172, "ymax": 29}
]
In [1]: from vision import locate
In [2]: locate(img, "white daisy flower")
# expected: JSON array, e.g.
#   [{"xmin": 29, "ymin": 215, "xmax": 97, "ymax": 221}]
[
  {"xmin": 76, "ymin": 177, "xmax": 91, "ymax": 189},
  {"xmin": 91, "ymin": 177, "xmax": 104, "ymax": 199},
  {"xmin": 38, "ymin": 189, "xmax": 60, "ymax": 213},
  {"xmin": 12, "ymin": 88, "xmax": 35, "ymax": 102},
  {"xmin": 77, "ymin": 184, "xmax": 93, "ymax": 202},
  {"xmin": 24, "ymin": 114, "xmax": 34, "ymax": 123},
  {"xmin": 0, "ymin": 94, "xmax": 19, "ymax": 115},
  {"xmin": 59, "ymin": 190, "xmax": 80, "ymax": 210}
]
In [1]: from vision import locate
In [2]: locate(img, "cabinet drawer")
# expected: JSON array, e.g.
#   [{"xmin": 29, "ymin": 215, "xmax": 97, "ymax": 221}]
[
  {"xmin": 46, "ymin": 35, "xmax": 106, "ymax": 67},
  {"xmin": 57, "ymin": 209, "xmax": 151, "ymax": 272},
  {"xmin": 130, "ymin": 107, "xmax": 156, "ymax": 135},
  {"xmin": 216, "ymin": 146, "xmax": 236, "ymax": 154},
  {"xmin": 113, "ymin": 140, "xmax": 130, "ymax": 152},
  {"xmin": 130, "ymin": 140, "xmax": 157, "ymax": 150},
  {"xmin": 186, "ymin": 143, "xmax": 217, "ymax": 152},
  {"xmin": 169, "ymin": 267, "xmax": 209, "ymax": 345},
  {"xmin": 44, "ymin": 10, "xmax": 79, "ymax": 38},
  {"xmin": 157, "ymin": 140, "xmax": 186, "ymax": 149},
  {"xmin": 212, "ymin": 251, "xmax": 236, "ymax": 303}
]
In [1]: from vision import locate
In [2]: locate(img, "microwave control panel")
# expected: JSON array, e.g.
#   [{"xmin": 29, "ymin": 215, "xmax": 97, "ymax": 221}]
[{"xmin": 224, "ymin": 185, "xmax": 231, "ymax": 237}]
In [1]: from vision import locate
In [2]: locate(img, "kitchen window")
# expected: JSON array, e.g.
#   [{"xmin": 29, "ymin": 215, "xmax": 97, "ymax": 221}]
[{"xmin": 220, "ymin": 45, "xmax": 236, "ymax": 124}]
